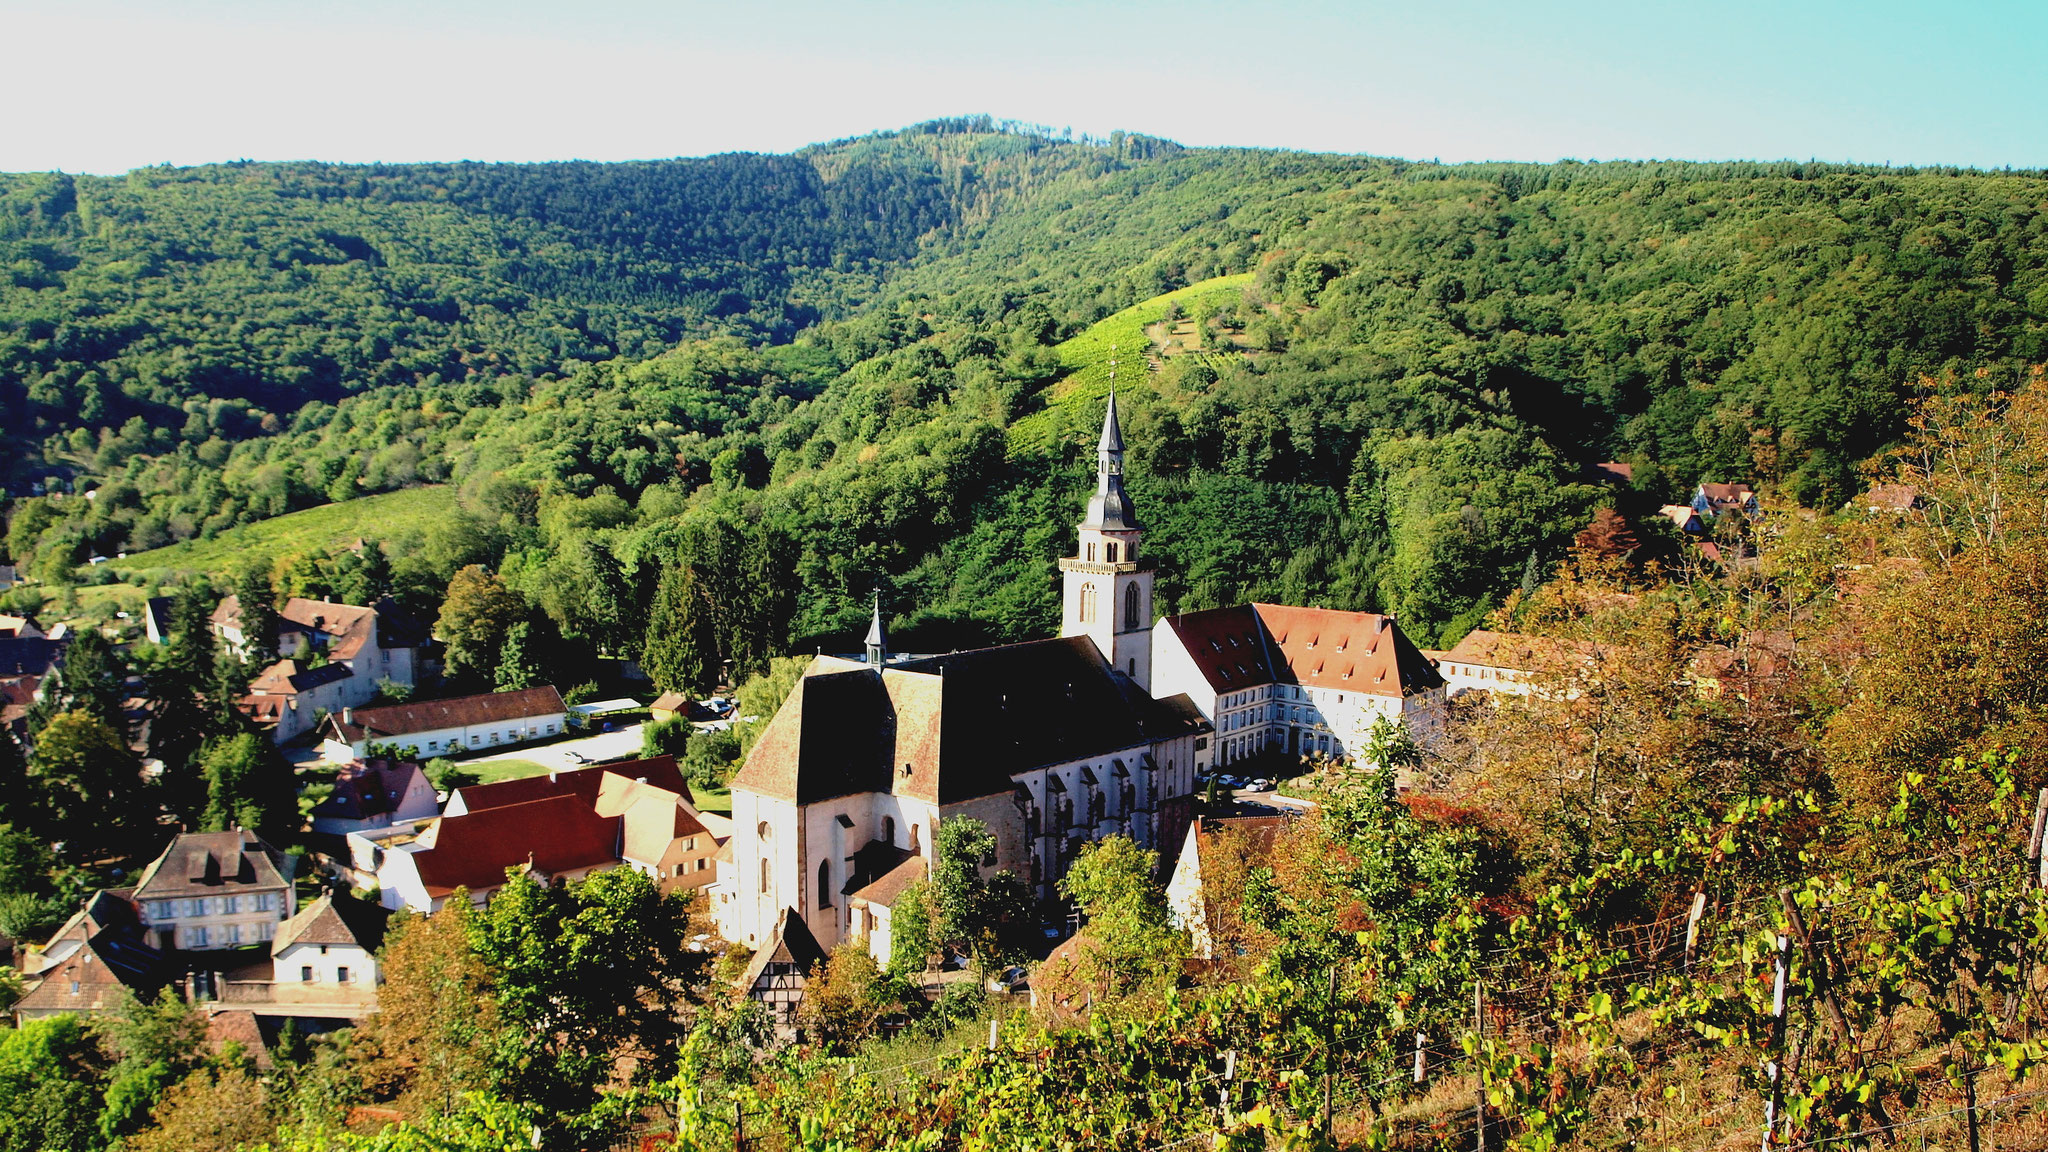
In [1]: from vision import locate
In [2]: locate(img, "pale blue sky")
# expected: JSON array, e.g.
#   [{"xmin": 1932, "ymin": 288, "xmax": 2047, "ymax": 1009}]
[{"xmin": 5, "ymin": 0, "xmax": 2041, "ymax": 174}]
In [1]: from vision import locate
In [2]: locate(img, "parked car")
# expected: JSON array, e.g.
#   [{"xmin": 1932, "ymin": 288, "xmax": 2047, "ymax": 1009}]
[{"xmin": 987, "ymin": 965, "xmax": 1030, "ymax": 994}]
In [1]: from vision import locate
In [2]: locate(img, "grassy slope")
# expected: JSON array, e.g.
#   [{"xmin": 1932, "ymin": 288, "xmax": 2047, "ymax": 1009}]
[
  {"xmin": 1006, "ymin": 273, "xmax": 1253, "ymax": 456},
  {"xmin": 110, "ymin": 486, "xmax": 459, "ymax": 580}
]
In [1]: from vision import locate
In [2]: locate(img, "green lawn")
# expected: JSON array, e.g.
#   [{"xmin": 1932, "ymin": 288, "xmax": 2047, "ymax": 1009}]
[
  {"xmin": 693, "ymin": 785, "xmax": 732, "ymax": 816},
  {"xmin": 112, "ymin": 486, "xmax": 460, "ymax": 581},
  {"xmin": 463, "ymin": 759, "xmax": 555, "ymax": 785}
]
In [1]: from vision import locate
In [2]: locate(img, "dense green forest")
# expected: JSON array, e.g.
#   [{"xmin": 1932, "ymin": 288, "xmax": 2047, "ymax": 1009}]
[{"xmin": 6, "ymin": 121, "xmax": 2047, "ymax": 661}]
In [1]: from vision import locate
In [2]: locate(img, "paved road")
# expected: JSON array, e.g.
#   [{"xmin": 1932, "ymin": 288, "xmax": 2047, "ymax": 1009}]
[
  {"xmin": 1224, "ymin": 788, "xmax": 1318, "ymax": 816},
  {"xmin": 466, "ymin": 723, "xmax": 649, "ymax": 770}
]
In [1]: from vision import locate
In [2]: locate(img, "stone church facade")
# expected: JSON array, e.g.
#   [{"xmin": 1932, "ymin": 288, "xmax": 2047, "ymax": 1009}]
[{"xmin": 714, "ymin": 394, "xmax": 1445, "ymax": 962}]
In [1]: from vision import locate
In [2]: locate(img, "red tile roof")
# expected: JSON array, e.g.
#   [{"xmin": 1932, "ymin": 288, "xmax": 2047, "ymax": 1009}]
[
  {"xmin": 1161, "ymin": 605, "xmax": 1443, "ymax": 699},
  {"xmin": 450, "ymin": 755, "xmax": 689, "ymax": 815},
  {"xmin": 327, "ymin": 685, "xmax": 566, "ymax": 744},
  {"xmin": 410, "ymin": 794, "xmax": 621, "ymax": 897}
]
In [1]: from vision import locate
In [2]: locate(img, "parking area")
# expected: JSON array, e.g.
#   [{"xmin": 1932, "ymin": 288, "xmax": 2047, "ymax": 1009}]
[{"xmin": 467, "ymin": 723, "xmax": 648, "ymax": 771}]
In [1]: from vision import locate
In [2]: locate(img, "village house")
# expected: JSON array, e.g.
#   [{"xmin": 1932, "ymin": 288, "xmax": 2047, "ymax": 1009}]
[
  {"xmin": 1165, "ymin": 815, "xmax": 1293, "ymax": 960},
  {"xmin": 143, "ymin": 596, "xmax": 176, "ymax": 645},
  {"xmin": 11, "ymin": 890, "xmax": 166, "ymax": 1023},
  {"xmin": 343, "ymin": 756, "xmax": 724, "ymax": 912},
  {"xmin": 0, "ymin": 613, "xmax": 46, "ymax": 639},
  {"xmin": 309, "ymin": 759, "xmax": 439, "ymax": 836},
  {"xmin": 0, "ymin": 633, "xmax": 66, "ymax": 742},
  {"xmin": 132, "ymin": 830, "xmax": 296, "ymax": 952},
  {"xmin": 1691, "ymin": 482, "xmax": 1761, "ymax": 521},
  {"xmin": 319, "ymin": 684, "xmax": 567, "ymax": 760},
  {"xmin": 214, "ymin": 595, "xmax": 433, "ymax": 742},
  {"xmin": 363, "ymin": 793, "xmax": 620, "ymax": 912},
  {"xmin": 744, "ymin": 907, "xmax": 827, "ymax": 1024},
  {"xmin": 1430, "ymin": 629, "xmax": 1594, "ymax": 699},
  {"xmin": 270, "ymin": 891, "xmax": 389, "ymax": 988},
  {"xmin": 242, "ymin": 659, "xmax": 355, "ymax": 743}
]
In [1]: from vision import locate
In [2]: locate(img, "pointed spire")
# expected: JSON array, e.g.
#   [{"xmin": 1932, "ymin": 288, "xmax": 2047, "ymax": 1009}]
[
  {"xmin": 1082, "ymin": 391, "xmax": 1139, "ymax": 531},
  {"xmin": 864, "ymin": 590, "xmax": 887, "ymax": 666},
  {"xmin": 1098, "ymin": 387, "xmax": 1125, "ymax": 455}
]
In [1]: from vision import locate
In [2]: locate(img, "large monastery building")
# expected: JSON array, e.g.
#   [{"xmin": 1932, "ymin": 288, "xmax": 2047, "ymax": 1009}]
[{"xmin": 713, "ymin": 394, "xmax": 1447, "ymax": 962}]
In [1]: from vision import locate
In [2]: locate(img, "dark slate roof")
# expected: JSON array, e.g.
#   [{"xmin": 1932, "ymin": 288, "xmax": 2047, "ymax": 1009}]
[
  {"xmin": 903, "ymin": 637, "xmax": 1207, "ymax": 802},
  {"xmin": 732, "ymin": 639, "xmax": 1211, "ymax": 808},
  {"xmin": 743, "ymin": 907, "xmax": 828, "ymax": 989},
  {"xmin": 0, "ymin": 635, "xmax": 65, "ymax": 678},
  {"xmin": 312, "ymin": 759, "xmax": 430, "ymax": 823},
  {"xmin": 729, "ymin": 666, "xmax": 894, "ymax": 805},
  {"xmin": 133, "ymin": 831, "xmax": 293, "ymax": 901}
]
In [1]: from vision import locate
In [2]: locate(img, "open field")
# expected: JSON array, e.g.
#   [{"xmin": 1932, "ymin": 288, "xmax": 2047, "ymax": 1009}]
[
  {"xmin": 111, "ymin": 486, "xmax": 460, "ymax": 580},
  {"xmin": 1005, "ymin": 273, "xmax": 1253, "ymax": 456}
]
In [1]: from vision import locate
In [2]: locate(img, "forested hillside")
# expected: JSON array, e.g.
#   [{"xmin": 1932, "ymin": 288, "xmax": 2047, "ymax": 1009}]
[{"xmin": 6, "ymin": 122, "xmax": 2048, "ymax": 657}]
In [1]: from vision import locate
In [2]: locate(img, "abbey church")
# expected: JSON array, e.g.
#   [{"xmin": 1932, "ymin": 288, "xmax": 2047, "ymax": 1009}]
[{"xmin": 711, "ymin": 395, "xmax": 1447, "ymax": 966}]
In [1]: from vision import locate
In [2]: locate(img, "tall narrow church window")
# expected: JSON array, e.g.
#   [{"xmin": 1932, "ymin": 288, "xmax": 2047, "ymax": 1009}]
[
  {"xmin": 1124, "ymin": 584, "xmax": 1140, "ymax": 630},
  {"xmin": 818, "ymin": 862, "xmax": 831, "ymax": 909},
  {"xmin": 1079, "ymin": 583, "xmax": 1097, "ymax": 623},
  {"xmin": 883, "ymin": 817, "xmax": 895, "ymax": 845},
  {"xmin": 760, "ymin": 857, "xmax": 770, "ymax": 894},
  {"xmin": 1086, "ymin": 542, "xmax": 1096, "ymax": 562},
  {"xmin": 1105, "ymin": 541, "xmax": 1119, "ymax": 563}
]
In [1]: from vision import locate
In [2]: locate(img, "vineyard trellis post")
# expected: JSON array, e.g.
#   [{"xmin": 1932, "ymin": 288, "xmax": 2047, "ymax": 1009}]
[
  {"xmin": 1474, "ymin": 979, "xmax": 1486, "ymax": 1152},
  {"xmin": 1222, "ymin": 1049, "xmax": 1237, "ymax": 1128},
  {"xmin": 1779, "ymin": 887, "xmax": 1900, "ymax": 1146},
  {"xmin": 1762, "ymin": 931, "xmax": 1790, "ymax": 1151},
  {"xmin": 1684, "ymin": 890, "xmax": 1708, "ymax": 971},
  {"xmin": 1414, "ymin": 1032, "xmax": 1427, "ymax": 1084},
  {"xmin": 1322, "ymin": 964, "xmax": 1338, "ymax": 1139},
  {"xmin": 2029, "ymin": 787, "xmax": 2048, "ymax": 887}
]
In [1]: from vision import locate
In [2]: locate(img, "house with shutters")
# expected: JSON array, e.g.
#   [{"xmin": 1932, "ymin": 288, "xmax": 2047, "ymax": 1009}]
[{"xmin": 132, "ymin": 831, "xmax": 296, "ymax": 952}]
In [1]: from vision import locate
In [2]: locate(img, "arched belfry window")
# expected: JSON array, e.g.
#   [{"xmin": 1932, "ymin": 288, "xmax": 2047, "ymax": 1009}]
[
  {"xmin": 1124, "ymin": 583, "xmax": 1140, "ymax": 630},
  {"xmin": 1079, "ymin": 583, "xmax": 1097, "ymax": 623},
  {"xmin": 818, "ymin": 861, "xmax": 831, "ymax": 909},
  {"xmin": 1105, "ymin": 541, "xmax": 1120, "ymax": 563}
]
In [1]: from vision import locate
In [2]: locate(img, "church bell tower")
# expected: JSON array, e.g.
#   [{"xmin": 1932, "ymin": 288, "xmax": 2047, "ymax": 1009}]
[{"xmin": 1060, "ymin": 390, "xmax": 1156, "ymax": 690}]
